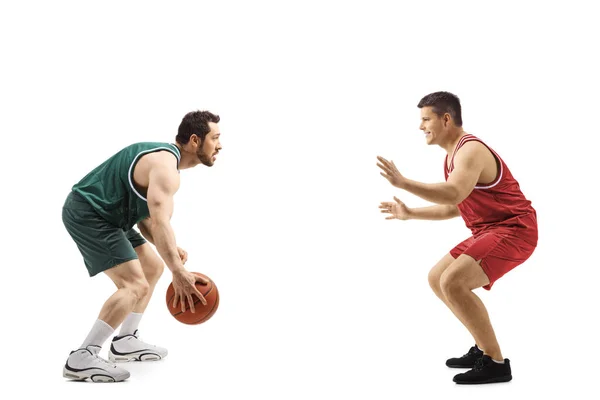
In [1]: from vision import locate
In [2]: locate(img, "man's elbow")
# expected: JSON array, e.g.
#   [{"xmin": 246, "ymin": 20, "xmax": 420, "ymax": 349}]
[
  {"xmin": 148, "ymin": 213, "xmax": 170, "ymax": 231},
  {"xmin": 446, "ymin": 186, "xmax": 468, "ymax": 205}
]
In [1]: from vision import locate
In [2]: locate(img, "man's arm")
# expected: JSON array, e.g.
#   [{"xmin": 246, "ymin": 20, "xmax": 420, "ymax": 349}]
[
  {"xmin": 146, "ymin": 158, "xmax": 185, "ymax": 274},
  {"xmin": 398, "ymin": 142, "xmax": 485, "ymax": 205},
  {"xmin": 137, "ymin": 217, "xmax": 155, "ymax": 245},
  {"xmin": 380, "ymin": 196, "xmax": 460, "ymax": 221},
  {"xmin": 407, "ymin": 204, "xmax": 461, "ymax": 220}
]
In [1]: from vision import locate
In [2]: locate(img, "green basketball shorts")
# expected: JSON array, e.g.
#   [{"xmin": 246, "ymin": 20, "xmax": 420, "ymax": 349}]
[{"xmin": 62, "ymin": 191, "xmax": 147, "ymax": 277}]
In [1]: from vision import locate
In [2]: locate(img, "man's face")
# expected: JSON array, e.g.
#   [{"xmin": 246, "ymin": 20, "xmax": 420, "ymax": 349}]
[
  {"xmin": 419, "ymin": 106, "xmax": 447, "ymax": 145},
  {"xmin": 196, "ymin": 122, "xmax": 222, "ymax": 167}
]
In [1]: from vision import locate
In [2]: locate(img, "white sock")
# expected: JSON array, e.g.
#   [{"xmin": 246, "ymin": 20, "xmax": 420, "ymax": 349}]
[
  {"xmin": 80, "ymin": 319, "xmax": 114, "ymax": 349},
  {"xmin": 492, "ymin": 358, "xmax": 505, "ymax": 364},
  {"xmin": 119, "ymin": 312, "xmax": 143, "ymax": 336}
]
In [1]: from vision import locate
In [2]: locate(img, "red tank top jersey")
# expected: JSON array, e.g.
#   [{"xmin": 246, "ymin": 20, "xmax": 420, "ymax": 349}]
[{"xmin": 444, "ymin": 134, "xmax": 537, "ymax": 237}]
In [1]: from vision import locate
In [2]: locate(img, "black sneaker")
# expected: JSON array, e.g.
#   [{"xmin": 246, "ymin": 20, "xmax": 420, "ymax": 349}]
[
  {"xmin": 453, "ymin": 355, "xmax": 512, "ymax": 384},
  {"xmin": 446, "ymin": 345, "xmax": 483, "ymax": 368}
]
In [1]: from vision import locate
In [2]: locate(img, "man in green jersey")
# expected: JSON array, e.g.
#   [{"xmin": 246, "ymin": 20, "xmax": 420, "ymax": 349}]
[{"xmin": 61, "ymin": 111, "xmax": 222, "ymax": 382}]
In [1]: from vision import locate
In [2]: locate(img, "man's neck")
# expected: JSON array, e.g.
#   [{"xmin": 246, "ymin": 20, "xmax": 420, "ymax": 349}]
[
  {"xmin": 440, "ymin": 128, "xmax": 467, "ymax": 155},
  {"xmin": 173, "ymin": 142, "xmax": 199, "ymax": 170}
]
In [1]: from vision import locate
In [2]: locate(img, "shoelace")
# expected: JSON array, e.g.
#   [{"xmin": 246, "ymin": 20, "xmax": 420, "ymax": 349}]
[
  {"xmin": 95, "ymin": 354, "xmax": 113, "ymax": 365},
  {"xmin": 473, "ymin": 357, "xmax": 487, "ymax": 372},
  {"xmin": 85, "ymin": 350, "xmax": 113, "ymax": 366},
  {"xmin": 461, "ymin": 346, "xmax": 481, "ymax": 358}
]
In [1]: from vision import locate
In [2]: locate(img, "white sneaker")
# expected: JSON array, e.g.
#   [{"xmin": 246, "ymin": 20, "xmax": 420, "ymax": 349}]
[
  {"xmin": 108, "ymin": 330, "xmax": 168, "ymax": 362},
  {"xmin": 63, "ymin": 345, "xmax": 130, "ymax": 382}
]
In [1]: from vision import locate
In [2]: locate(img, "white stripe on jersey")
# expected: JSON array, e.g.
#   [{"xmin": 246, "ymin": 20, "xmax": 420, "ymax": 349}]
[{"xmin": 128, "ymin": 147, "xmax": 180, "ymax": 202}]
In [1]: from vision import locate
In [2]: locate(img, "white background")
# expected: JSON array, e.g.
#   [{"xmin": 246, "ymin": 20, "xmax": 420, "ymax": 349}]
[{"xmin": 1, "ymin": 0, "xmax": 598, "ymax": 398}]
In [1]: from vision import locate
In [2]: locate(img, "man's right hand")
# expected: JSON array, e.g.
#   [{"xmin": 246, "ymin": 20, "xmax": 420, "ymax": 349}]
[
  {"xmin": 171, "ymin": 269, "xmax": 209, "ymax": 313},
  {"xmin": 379, "ymin": 196, "xmax": 412, "ymax": 220}
]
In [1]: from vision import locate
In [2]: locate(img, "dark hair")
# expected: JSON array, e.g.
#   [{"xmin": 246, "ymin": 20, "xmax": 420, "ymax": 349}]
[
  {"xmin": 417, "ymin": 91, "xmax": 462, "ymax": 127},
  {"xmin": 176, "ymin": 110, "xmax": 220, "ymax": 144}
]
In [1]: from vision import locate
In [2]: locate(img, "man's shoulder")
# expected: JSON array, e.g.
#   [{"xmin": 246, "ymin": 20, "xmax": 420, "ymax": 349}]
[
  {"xmin": 455, "ymin": 139, "xmax": 488, "ymax": 160},
  {"xmin": 125, "ymin": 142, "xmax": 180, "ymax": 162},
  {"xmin": 458, "ymin": 135, "xmax": 503, "ymax": 160},
  {"xmin": 134, "ymin": 145, "xmax": 180, "ymax": 174},
  {"xmin": 125, "ymin": 141, "xmax": 178, "ymax": 151}
]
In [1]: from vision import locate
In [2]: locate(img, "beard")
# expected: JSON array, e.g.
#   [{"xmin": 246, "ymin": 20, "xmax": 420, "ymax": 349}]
[{"xmin": 196, "ymin": 147, "xmax": 215, "ymax": 167}]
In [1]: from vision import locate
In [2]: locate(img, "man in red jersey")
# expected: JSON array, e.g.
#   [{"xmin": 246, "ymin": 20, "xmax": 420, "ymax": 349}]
[{"xmin": 378, "ymin": 91, "xmax": 537, "ymax": 384}]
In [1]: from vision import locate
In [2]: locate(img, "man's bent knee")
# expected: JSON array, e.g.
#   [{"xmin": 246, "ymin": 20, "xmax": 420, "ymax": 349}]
[
  {"xmin": 428, "ymin": 268, "xmax": 442, "ymax": 294},
  {"xmin": 129, "ymin": 279, "xmax": 150, "ymax": 301},
  {"xmin": 428, "ymin": 253, "xmax": 455, "ymax": 296},
  {"xmin": 439, "ymin": 271, "xmax": 464, "ymax": 302},
  {"xmin": 105, "ymin": 259, "xmax": 150, "ymax": 300}
]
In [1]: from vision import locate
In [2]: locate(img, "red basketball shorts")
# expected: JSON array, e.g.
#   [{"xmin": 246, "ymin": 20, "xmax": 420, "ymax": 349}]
[{"xmin": 450, "ymin": 228, "xmax": 537, "ymax": 290}]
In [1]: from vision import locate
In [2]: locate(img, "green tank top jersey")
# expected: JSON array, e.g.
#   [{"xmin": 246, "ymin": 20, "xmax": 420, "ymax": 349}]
[{"xmin": 72, "ymin": 142, "xmax": 181, "ymax": 230}]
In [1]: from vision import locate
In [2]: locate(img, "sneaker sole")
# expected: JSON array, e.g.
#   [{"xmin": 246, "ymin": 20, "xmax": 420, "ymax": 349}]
[
  {"xmin": 446, "ymin": 364, "xmax": 476, "ymax": 369},
  {"xmin": 108, "ymin": 352, "xmax": 165, "ymax": 363},
  {"xmin": 454, "ymin": 375, "xmax": 512, "ymax": 384},
  {"xmin": 63, "ymin": 367, "xmax": 130, "ymax": 383}
]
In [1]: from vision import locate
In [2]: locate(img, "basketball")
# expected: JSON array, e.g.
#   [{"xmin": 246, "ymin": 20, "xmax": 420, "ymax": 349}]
[{"xmin": 165, "ymin": 272, "xmax": 219, "ymax": 325}]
